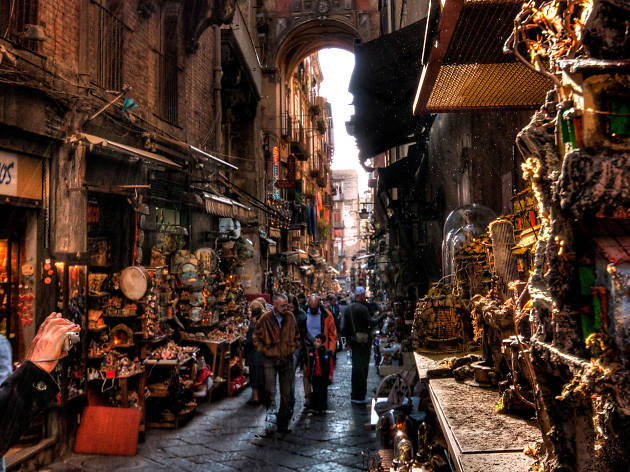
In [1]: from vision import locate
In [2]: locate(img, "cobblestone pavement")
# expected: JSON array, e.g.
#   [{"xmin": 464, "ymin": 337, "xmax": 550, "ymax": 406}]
[{"xmin": 46, "ymin": 351, "xmax": 381, "ymax": 472}]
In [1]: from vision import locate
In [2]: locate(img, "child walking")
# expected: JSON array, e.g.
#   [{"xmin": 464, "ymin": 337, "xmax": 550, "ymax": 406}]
[{"xmin": 306, "ymin": 333, "xmax": 334, "ymax": 414}]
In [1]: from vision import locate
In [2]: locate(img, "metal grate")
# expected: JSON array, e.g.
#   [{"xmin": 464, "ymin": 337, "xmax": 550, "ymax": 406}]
[
  {"xmin": 444, "ymin": 2, "xmax": 522, "ymax": 65},
  {"xmin": 159, "ymin": 16, "xmax": 179, "ymax": 124},
  {"xmin": 95, "ymin": 4, "xmax": 123, "ymax": 90},
  {"xmin": 425, "ymin": 62, "xmax": 553, "ymax": 112},
  {"xmin": 5, "ymin": 0, "xmax": 39, "ymax": 51}
]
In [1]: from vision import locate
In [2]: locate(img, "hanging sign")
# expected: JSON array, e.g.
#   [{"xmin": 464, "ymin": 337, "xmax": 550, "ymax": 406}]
[
  {"xmin": 0, "ymin": 151, "xmax": 42, "ymax": 200},
  {"xmin": 275, "ymin": 155, "xmax": 296, "ymax": 189},
  {"xmin": 0, "ymin": 152, "xmax": 17, "ymax": 196},
  {"xmin": 272, "ymin": 146, "xmax": 280, "ymax": 200}
]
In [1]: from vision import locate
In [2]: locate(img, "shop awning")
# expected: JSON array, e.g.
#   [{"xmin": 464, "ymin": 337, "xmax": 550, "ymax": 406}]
[
  {"xmin": 190, "ymin": 145, "xmax": 238, "ymax": 170},
  {"xmin": 76, "ymin": 133, "xmax": 182, "ymax": 168},
  {"xmin": 348, "ymin": 19, "xmax": 433, "ymax": 160},
  {"xmin": 202, "ymin": 192, "xmax": 251, "ymax": 219},
  {"xmin": 413, "ymin": 0, "xmax": 553, "ymax": 114}
]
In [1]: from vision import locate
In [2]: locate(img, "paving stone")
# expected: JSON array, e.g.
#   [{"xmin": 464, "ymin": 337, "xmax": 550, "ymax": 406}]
[{"xmin": 47, "ymin": 351, "xmax": 381, "ymax": 471}]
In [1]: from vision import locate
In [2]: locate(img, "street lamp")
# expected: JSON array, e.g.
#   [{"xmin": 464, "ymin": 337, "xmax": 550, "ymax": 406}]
[{"xmin": 358, "ymin": 207, "xmax": 369, "ymax": 220}]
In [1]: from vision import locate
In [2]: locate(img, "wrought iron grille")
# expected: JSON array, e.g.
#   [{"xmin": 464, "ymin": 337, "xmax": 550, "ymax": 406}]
[
  {"xmin": 95, "ymin": 3, "xmax": 123, "ymax": 90},
  {"xmin": 158, "ymin": 16, "xmax": 179, "ymax": 124},
  {"xmin": 3, "ymin": 0, "xmax": 39, "ymax": 51}
]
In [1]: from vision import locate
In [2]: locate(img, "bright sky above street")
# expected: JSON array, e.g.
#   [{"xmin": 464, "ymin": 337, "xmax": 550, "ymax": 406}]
[{"xmin": 318, "ymin": 48, "xmax": 368, "ymax": 195}]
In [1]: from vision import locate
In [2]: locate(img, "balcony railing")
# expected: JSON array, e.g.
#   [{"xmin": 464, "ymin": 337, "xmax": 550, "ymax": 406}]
[{"xmin": 282, "ymin": 113, "xmax": 308, "ymax": 160}]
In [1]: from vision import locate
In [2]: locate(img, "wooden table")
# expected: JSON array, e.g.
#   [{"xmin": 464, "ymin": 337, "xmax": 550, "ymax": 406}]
[
  {"xmin": 428, "ymin": 378, "xmax": 540, "ymax": 472},
  {"xmin": 413, "ymin": 351, "xmax": 540, "ymax": 472},
  {"xmin": 118, "ymin": 372, "xmax": 147, "ymax": 433}
]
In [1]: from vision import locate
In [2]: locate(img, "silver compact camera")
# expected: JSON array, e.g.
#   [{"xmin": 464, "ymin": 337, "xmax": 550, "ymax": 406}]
[{"xmin": 63, "ymin": 331, "xmax": 81, "ymax": 352}]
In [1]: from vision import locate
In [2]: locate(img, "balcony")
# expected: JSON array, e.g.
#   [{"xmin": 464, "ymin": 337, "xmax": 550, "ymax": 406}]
[
  {"xmin": 283, "ymin": 114, "xmax": 308, "ymax": 161},
  {"xmin": 316, "ymin": 168, "xmax": 327, "ymax": 188}
]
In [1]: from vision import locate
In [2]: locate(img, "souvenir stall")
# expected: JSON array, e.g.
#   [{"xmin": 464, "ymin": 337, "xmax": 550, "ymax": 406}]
[
  {"xmin": 409, "ymin": 197, "xmax": 543, "ymax": 419},
  {"xmin": 83, "ymin": 194, "xmax": 250, "ymax": 431}
]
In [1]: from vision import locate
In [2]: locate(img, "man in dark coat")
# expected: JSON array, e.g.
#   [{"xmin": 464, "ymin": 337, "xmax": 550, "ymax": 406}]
[
  {"xmin": 343, "ymin": 286, "xmax": 373, "ymax": 404},
  {"xmin": 1, "ymin": 313, "xmax": 79, "ymax": 456}
]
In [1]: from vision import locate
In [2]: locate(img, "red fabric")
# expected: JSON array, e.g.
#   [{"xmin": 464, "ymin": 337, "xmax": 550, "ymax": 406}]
[
  {"xmin": 74, "ymin": 406, "xmax": 141, "ymax": 456},
  {"xmin": 194, "ymin": 367, "xmax": 212, "ymax": 387},
  {"xmin": 229, "ymin": 375, "xmax": 247, "ymax": 396},
  {"xmin": 313, "ymin": 353, "xmax": 322, "ymax": 377}
]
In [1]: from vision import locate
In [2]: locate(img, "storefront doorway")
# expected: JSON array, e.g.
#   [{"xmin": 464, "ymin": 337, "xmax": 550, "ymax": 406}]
[{"xmin": 0, "ymin": 205, "xmax": 29, "ymax": 360}]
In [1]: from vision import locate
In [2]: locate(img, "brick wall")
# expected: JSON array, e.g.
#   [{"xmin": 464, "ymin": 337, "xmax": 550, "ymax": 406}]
[{"xmin": 34, "ymin": 0, "xmax": 217, "ymax": 147}]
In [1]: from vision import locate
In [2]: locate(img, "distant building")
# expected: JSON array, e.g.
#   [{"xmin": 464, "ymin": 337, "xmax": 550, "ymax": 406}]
[{"xmin": 331, "ymin": 170, "xmax": 360, "ymax": 277}]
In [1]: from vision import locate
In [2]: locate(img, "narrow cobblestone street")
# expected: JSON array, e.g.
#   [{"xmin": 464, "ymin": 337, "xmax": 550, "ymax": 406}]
[{"xmin": 46, "ymin": 353, "xmax": 380, "ymax": 472}]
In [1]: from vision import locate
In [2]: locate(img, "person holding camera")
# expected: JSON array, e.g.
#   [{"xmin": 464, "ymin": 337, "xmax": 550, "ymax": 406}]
[
  {"xmin": 0, "ymin": 313, "xmax": 79, "ymax": 456},
  {"xmin": 343, "ymin": 286, "xmax": 373, "ymax": 405}
]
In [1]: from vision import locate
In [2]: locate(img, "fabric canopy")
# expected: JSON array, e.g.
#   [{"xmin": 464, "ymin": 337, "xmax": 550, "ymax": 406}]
[{"xmin": 348, "ymin": 19, "xmax": 432, "ymax": 160}]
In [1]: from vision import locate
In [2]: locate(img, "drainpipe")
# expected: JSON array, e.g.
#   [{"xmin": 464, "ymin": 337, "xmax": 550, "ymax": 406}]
[{"xmin": 214, "ymin": 25, "xmax": 223, "ymax": 154}]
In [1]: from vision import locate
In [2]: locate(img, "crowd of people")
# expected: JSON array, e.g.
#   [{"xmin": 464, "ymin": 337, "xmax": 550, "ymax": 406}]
[
  {"xmin": 0, "ymin": 287, "xmax": 379, "ymax": 452},
  {"xmin": 243, "ymin": 287, "xmax": 379, "ymax": 436}
]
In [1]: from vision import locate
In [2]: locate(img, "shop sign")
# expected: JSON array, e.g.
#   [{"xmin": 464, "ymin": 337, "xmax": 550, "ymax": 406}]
[
  {"xmin": 272, "ymin": 146, "xmax": 280, "ymax": 200},
  {"xmin": 275, "ymin": 155, "xmax": 296, "ymax": 189},
  {"xmin": 0, "ymin": 152, "xmax": 17, "ymax": 196},
  {"xmin": 0, "ymin": 151, "xmax": 42, "ymax": 200}
]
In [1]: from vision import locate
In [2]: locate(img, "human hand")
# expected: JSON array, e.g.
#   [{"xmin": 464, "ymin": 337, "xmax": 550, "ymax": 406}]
[{"xmin": 25, "ymin": 313, "xmax": 80, "ymax": 373}]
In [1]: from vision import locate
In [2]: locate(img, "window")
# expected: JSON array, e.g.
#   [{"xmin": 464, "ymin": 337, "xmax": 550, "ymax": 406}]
[
  {"xmin": 1, "ymin": 0, "xmax": 40, "ymax": 52},
  {"xmin": 95, "ymin": 1, "xmax": 123, "ymax": 90},
  {"xmin": 158, "ymin": 15, "xmax": 179, "ymax": 124},
  {"xmin": 334, "ymin": 209, "xmax": 342, "ymax": 223}
]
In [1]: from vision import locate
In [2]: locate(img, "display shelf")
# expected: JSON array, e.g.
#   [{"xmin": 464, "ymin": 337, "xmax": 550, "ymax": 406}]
[
  {"xmin": 139, "ymin": 334, "xmax": 171, "ymax": 344},
  {"xmin": 110, "ymin": 343, "xmax": 135, "ymax": 349},
  {"xmin": 143, "ymin": 356, "xmax": 194, "ymax": 367},
  {"xmin": 147, "ymin": 388, "xmax": 169, "ymax": 398},
  {"xmin": 147, "ymin": 403, "xmax": 196, "ymax": 429},
  {"xmin": 86, "ymin": 370, "xmax": 144, "ymax": 382}
]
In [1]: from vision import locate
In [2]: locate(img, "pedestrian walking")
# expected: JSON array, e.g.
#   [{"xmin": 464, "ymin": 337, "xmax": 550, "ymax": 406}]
[
  {"xmin": 288, "ymin": 295, "xmax": 307, "ymax": 415},
  {"xmin": 305, "ymin": 333, "xmax": 333, "ymax": 414},
  {"xmin": 343, "ymin": 286, "xmax": 372, "ymax": 405},
  {"xmin": 299, "ymin": 294, "xmax": 337, "ymax": 408},
  {"xmin": 253, "ymin": 294, "xmax": 300, "ymax": 434},
  {"xmin": 244, "ymin": 301, "xmax": 265, "ymax": 406}
]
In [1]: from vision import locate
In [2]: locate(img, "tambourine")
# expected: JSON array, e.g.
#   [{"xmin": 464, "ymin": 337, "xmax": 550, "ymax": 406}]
[{"xmin": 119, "ymin": 266, "xmax": 150, "ymax": 301}]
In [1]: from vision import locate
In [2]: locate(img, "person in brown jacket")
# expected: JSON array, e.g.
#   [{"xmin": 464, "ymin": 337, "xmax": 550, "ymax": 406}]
[{"xmin": 253, "ymin": 293, "xmax": 300, "ymax": 434}]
